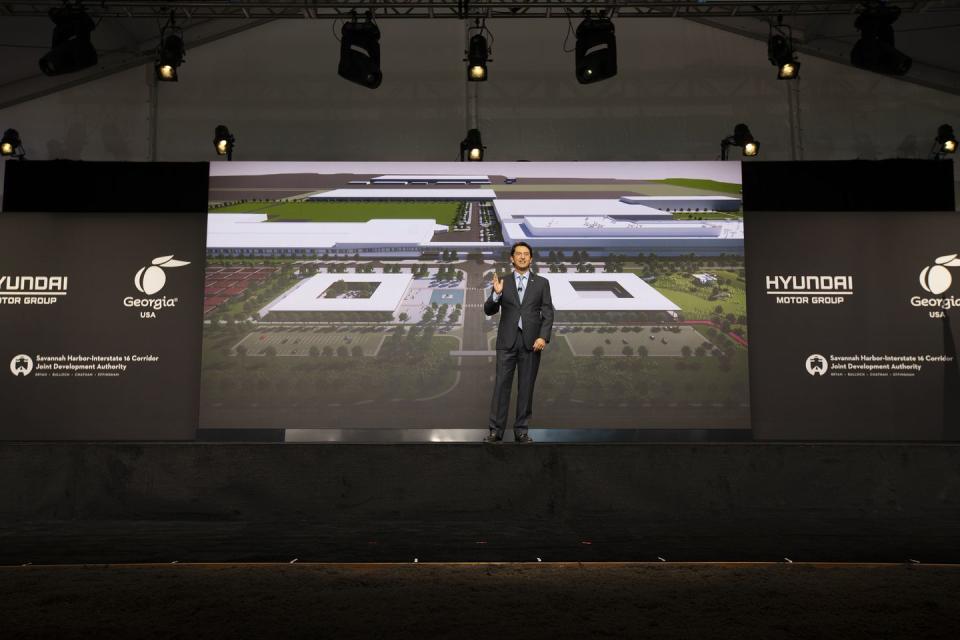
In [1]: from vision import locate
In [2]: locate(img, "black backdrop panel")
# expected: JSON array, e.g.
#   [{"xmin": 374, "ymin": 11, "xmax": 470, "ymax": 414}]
[
  {"xmin": 742, "ymin": 160, "xmax": 955, "ymax": 212},
  {"xmin": 746, "ymin": 211, "xmax": 960, "ymax": 441},
  {"xmin": 2, "ymin": 160, "xmax": 209, "ymax": 213},
  {"xmin": 1, "ymin": 161, "xmax": 208, "ymax": 440},
  {"xmin": 0, "ymin": 212, "xmax": 206, "ymax": 439}
]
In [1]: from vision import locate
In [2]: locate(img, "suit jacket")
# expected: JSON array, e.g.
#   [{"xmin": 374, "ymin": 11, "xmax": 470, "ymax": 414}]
[{"xmin": 484, "ymin": 270, "xmax": 554, "ymax": 350}]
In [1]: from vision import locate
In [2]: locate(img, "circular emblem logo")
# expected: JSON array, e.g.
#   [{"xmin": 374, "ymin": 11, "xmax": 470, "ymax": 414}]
[
  {"xmin": 10, "ymin": 354, "xmax": 34, "ymax": 376},
  {"xmin": 805, "ymin": 354, "xmax": 828, "ymax": 376}
]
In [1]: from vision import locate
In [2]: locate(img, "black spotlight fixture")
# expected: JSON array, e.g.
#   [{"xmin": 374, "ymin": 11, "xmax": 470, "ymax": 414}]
[
  {"xmin": 768, "ymin": 20, "xmax": 800, "ymax": 80},
  {"xmin": 851, "ymin": 2, "xmax": 912, "ymax": 76},
  {"xmin": 721, "ymin": 124, "xmax": 759, "ymax": 160},
  {"xmin": 214, "ymin": 125, "xmax": 235, "ymax": 161},
  {"xmin": 38, "ymin": 4, "xmax": 98, "ymax": 76},
  {"xmin": 466, "ymin": 20, "xmax": 491, "ymax": 82},
  {"xmin": 574, "ymin": 12, "xmax": 617, "ymax": 84},
  {"xmin": 1, "ymin": 129, "xmax": 25, "ymax": 159},
  {"xmin": 933, "ymin": 124, "xmax": 957, "ymax": 159},
  {"xmin": 338, "ymin": 12, "xmax": 382, "ymax": 89},
  {"xmin": 155, "ymin": 12, "xmax": 185, "ymax": 82},
  {"xmin": 460, "ymin": 128, "xmax": 484, "ymax": 162}
]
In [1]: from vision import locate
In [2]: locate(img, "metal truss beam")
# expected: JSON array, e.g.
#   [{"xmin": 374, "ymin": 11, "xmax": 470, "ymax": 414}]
[{"xmin": 1, "ymin": 1, "xmax": 959, "ymax": 20}]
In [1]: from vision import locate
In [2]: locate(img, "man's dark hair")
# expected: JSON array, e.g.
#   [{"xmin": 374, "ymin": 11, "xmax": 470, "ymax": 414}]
[{"xmin": 510, "ymin": 241, "xmax": 533, "ymax": 257}]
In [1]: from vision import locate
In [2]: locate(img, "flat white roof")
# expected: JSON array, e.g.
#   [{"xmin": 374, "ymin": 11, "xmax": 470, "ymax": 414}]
[
  {"xmin": 620, "ymin": 195, "xmax": 741, "ymax": 203},
  {"xmin": 539, "ymin": 273, "xmax": 680, "ymax": 312},
  {"xmin": 210, "ymin": 232, "xmax": 334, "ymax": 249},
  {"xmin": 373, "ymin": 175, "xmax": 490, "ymax": 181},
  {"xmin": 266, "ymin": 273, "xmax": 412, "ymax": 312},
  {"xmin": 522, "ymin": 217, "xmax": 722, "ymax": 238},
  {"xmin": 502, "ymin": 218, "xmax": 743, "ymax": 243},
  {"xmin": 208, "ymin": 213, "xmax": 270, "ymax": 223},
  {"xmin": 307, "ymin": 189, "xmax": 497, "ymax": 200},
  {"xmin": 619, "ymin": 195, "xmax": 741, "ymax": 211},
  {"xmin": 494, "ymin": 199, "xmax": 670, "ymax": 220},
  {"xmin": 207, "ymin": 214, "xmax": 441, "ymax": 249}
]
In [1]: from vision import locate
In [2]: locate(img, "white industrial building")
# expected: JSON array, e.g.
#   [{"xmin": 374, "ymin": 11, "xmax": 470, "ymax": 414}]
[
  {"xmin": 619, "ymin": 195, "xmax": 741, "ymax": 212},
  {"xmin": 207, "ymin": 213, "xmax": 444, "ymax": 257},
  {"xmin": 260, "ymin": 273, "xmax": 413, "ymax": 320},
  {"xmin": 522, "ymin": 217, "xmax": 722, "ymax": 238},
  {"xmin": 492, "ymin": 197, "xmax": 743, "ymax": 255},
  {"xmin": 493, "ymin": 196, "xmax": 741, "ymax": 220},
  {"xmin": 207, "ymin": 184, "xmax": 744, "ymax": 257},
  {"xmin": 539, "ymin": 273, "xmax": 680, "ymax": 312},
  {"xmin": 358, "ymin": 175, "xmax": 493, "ymax": 185},
  {"xmin": 537, "ymin": 273, "xmax": 681, "ymax": 321},
  {"xmin": 493, "ymin": 198, "xmax": 674, "ymax": 221},
  {"xmin": 307, "ymin": 188, "xmax": 497, "ymax": 201}
]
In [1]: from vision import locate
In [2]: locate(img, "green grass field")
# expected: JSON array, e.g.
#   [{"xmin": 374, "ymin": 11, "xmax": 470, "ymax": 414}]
[
  {"xmin": 201, "ymin": 331, "xmax": 459, "ymax": 406},
  {"xmin": 671, "ymin": 211, "xmax": 742, "ymax": 220},
  {"xmin": 212, "ymin": 200, "xmax": 461, "ymax": 226},
  {"xmin": 563, "ymin": 326, "xmax": 711, "ymax": 357},
  {"xmin": 645, "ymin": 270, "xmax": 747, "ymax": 320},
  {"xmin": 647, "ymin": 178, "xmax": 742, "ymax": 195},
  {"xmin": 236, "ymin": 329, "xmax": 387, "ymax": 357},
  {"xmin": 536, "ymin": 333, "xmax": 748, "ymax": 407}
]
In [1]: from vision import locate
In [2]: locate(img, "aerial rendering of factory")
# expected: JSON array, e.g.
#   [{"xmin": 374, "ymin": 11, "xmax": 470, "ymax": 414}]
[{"xmin": 206, "ymin": 173, "xmax": 743, "ymax": 258}]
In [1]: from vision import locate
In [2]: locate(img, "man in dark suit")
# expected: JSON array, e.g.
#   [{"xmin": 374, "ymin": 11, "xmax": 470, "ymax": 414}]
[{"xmin": 483, "ymin": 241, "xmax": 554, "ymax": 443}]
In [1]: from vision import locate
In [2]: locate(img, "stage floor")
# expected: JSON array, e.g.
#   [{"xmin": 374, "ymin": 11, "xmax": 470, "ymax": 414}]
[
  {"xmin": 4, "ymin": 443, "xmax": 960, "ymax": 565},
  {"xmin": 2, "ymin": 563, "xmax": 957, "ymax": 639}
]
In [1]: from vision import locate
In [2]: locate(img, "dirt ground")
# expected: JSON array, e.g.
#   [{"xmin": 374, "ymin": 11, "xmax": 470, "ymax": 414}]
[{"xmin": 1, "ymin": 563, "xmax": 957, "ymax": 639}]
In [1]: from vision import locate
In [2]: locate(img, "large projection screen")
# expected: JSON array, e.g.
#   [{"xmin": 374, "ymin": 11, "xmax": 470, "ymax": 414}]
[{"xmin": 199, "ymin": 162, "xmax": 750, "ymax": 435}]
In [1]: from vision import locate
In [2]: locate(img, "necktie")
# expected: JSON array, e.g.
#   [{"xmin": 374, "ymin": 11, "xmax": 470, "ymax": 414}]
[{"xmin": 517, "ymin": 274, "xmax": 526, "ymax": 330}]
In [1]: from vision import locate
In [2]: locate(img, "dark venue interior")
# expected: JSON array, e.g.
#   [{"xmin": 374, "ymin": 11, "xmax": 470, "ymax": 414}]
[{"xmin": 1, "ymin": 1, "xmax": 959, "ymax": 638}]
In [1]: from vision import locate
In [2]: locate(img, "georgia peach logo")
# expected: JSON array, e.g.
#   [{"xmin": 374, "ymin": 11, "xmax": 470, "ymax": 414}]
[
  {"xmin": 919, "ymin": 254, "xmax": 960, "ymax": 296},
  {"xmin": 134, "ymin": 255, "xmax": 191, "ymax": 295}
]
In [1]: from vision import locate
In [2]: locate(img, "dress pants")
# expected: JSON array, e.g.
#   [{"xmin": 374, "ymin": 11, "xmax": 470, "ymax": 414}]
[{"xmin": 488, "ymin": 328, "xmax": 542, "ymax": 438}]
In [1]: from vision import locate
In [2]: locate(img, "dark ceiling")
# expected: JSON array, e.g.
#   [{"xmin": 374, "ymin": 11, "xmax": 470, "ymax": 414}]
[{"xmin": 1, "ymin": 1, "xmax": 958, "ymax": 109}]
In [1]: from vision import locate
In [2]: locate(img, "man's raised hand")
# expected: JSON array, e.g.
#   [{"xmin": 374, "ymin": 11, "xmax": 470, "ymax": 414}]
[{"xmin": 492, "ymin": 272, "xmax": 504, "ymax": 295}]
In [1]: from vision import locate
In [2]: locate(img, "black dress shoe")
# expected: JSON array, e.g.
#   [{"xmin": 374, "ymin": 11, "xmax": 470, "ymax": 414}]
[
  {"xmin": 483, "ymin": 433, "xmax": 502, "ymax": 443},
  {"xmin": 515, "ymin": 434, "xmax": 534, "ymax": 443}
]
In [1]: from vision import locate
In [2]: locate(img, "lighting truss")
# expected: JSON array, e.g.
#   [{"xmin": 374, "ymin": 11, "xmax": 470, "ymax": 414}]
[{"xmin": 0, "ymin": 1, "xmax": 958, "ymax": 20}]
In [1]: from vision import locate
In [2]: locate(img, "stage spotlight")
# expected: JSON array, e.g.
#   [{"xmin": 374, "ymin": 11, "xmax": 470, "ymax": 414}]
[
  {"xmin": 934, "ymin": 124, "xmax": 956, "ymax": 158},
  {"xmin": 38, "ymin": 5, "xmax": 97, "ymax": 76},
  {"xmin": 778, "ymin": 62, "xmax": 798, "ymax": 80},
  {"xmin": 338, "ymin": 14, "xmax": 382, "ymax": 89},
  {"xmin": 1, "ymin": 129, "xmax": 25, "ymax": 159},
  {"xmin": 851, "ymin": 4, "xmax": 912, "ymax": 75},
  {"xmin": 155, "ymin": 13, "xmax": 185, "ymax": 82},
  {"xmin": 767, "ymin": 24, "xmax": 800, "ymax": 80},
  {"xmin": 467, "ymin": 33, "xmax": 489, "ymax": 82},
  {"xmin": 460, "ymin": 129, "xmax": 484, "ymax": 162},
  {"xmin": 155, "ymin": 36, "xmax": 185, "ymax": 81},
  {"xmin": 214, "ymin": 125, "xmax": 235, "ymax": 160},
  {"xmin": 721, "ymin": 124, "xmax": 759, "ymax": 160},
  {"xmin": 575, "ymin": 13, "xmax": 617, "ymax": 84}
]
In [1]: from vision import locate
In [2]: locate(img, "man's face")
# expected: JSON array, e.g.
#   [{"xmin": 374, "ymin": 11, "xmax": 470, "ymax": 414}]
[{"xmin": 511, "ymin": 246, "xmax": 532, "ymax": 272}]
